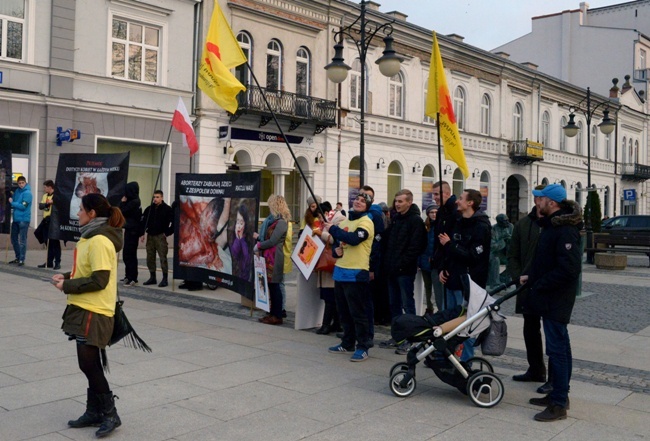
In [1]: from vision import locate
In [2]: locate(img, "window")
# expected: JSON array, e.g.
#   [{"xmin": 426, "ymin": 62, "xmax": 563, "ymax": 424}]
[
  {"xmin": 111, "ymin": 17, "xmax": 160, "ymax": 83},
  {"xmin": 479, "ymin": 171, "xmax": 490, "ymax": 214},
  {"xmin": 296, "ymin": 47, "xmax": 310, "ymax": 95},
  {"xmin": 630, "ymin": 139, "xmax": 635, "ymax": 162},
  {"xmin": 421, "ymin": 165, "xmax": 436, "ymax": 208},
  {"xmin": 347, "ymin": 156, "xmax": 365, "ymax": 208},
  {"xmin": 604, "ymin": 132, "xmax": 611, "ymax": 160},
  {"xmin": 266, "ymin": 39, "xmax": 282, "ymax": 91},
  {"xmin": 576, "ymin": 122, "xmax": 583, "ymax": 155},
  {"xmin": 235, "ymin": 31, "xmax": 252, "ymax": 85},
  {"xmin": 452, "ymin": 168, "xmax": 465, "ymax": 197},
  {"xmin": 622, "ymin": 137, "xmax": 627, "ymax": 163},
  {"xmin": 387, "ymin": 161, "xmax": 403, "ymax": 201},
  {"xmin": 591, "ymin": 125, "xmax": 598, "ymax": 158},
  {"xmin": 604, "ymin": 187, "xmax": 610, "ymax": 217},
  {"xmin": 541, "ymin": 111, "xmax": 550, "ymax": 147},
  {"xmin": 513, "ymin": 102, "xmax": 523, "ymax": 139},
  {"xmin": 559, "ymin": 116, "xmax": 567, "ymax": 152},
  {"xmin": 349, "ymin": 59, "xmax": 363, "ymax": 110},
  {"xmin": 389, "ymin": 72, "xmax": 404, "ymax": 118},
  {"xmin": 480, "ymin": 94, "xmax": 491, "ymax": 135},
  {"xmin": 423, "ymin": 78, "xmax": 434, "ymax": 124},
  {"xmin": 453, "ymin": 87, "xmax": 466, "ymax": 130},
  {"xmin": 0, "ymin": 0, "xmax": 24, "ymax": 61},
  {"xmin": 641, "ymin": 49, "xmax": 647, "ymax": 69}
]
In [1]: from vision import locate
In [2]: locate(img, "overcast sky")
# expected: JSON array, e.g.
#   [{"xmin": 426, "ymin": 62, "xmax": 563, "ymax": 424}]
[{"xmin": 372, "ymin": 0, "xmax": 617, "ymax": 51}]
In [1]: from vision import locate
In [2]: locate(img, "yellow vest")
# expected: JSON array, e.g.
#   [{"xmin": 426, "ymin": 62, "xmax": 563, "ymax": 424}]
[
  {"xmin": 41, "ymin": 193, "xmax": 54, "ymax": 218},
  {"xmin": 335, "ymin": 215, "xmax": 374, "ymax": 271}
]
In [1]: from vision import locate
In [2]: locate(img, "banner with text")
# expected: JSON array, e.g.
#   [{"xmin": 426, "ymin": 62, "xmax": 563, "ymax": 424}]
[
  {"xmin": 50, "ymin": 153, "xmax": 130, "ymax": 242},
  {"xmin": 174, "ymin": 172, "xmax": 260, "ymax": 299}
]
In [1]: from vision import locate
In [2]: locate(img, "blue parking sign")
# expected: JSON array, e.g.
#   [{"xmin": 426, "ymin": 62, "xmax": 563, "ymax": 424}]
[{"xmin": 623, "ymin": 189, "xmax": 636, "ymax": 201}]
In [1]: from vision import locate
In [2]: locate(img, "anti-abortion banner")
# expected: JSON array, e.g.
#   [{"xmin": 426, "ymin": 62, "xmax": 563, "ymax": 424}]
[
  {"xmin": 0, "ymin": 148, "xmax": 12, "ymax": 234},
  {"xmin": 174, "ymin": 172, "xmax": 260, "ymax": 299},
  {"xmin": 50, "ymin": 153, "xmax": 130, "ymax": 242}
]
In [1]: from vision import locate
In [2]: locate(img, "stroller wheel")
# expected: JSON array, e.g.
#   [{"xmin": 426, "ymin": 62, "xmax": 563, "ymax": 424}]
[
  {"xmin": 466, "ymin": 372, "xmax": 504, "ymax": 408},
  {"xmin": 465, "ymin": 357, "xmax": 494, "ymax": 373},
  {"xmin": 389, "ymin": 371, "xmax": 416, "ymax": 397},
  {"xmin": 389, "ymin": 362, "xmax": 409, "ymax": 377}
]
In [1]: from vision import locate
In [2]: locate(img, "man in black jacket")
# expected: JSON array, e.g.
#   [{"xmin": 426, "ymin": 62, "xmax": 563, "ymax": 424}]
[
  {"xmin": 431, "ymin": 181, "xmax": 457, "ymax": 311},
  {"xmin": 141, "ymin": 190, "xmax": 174, "ymax": 287},
  {"xmin": 521, "ymin": 184, "xmax": 582, "ymax": 422},
  {"xmin": 379, "ymin": 189, "xmax": 426, "ymax": 353},
  {"xmin": 438, "ymin": 189, "xmax": 491, "ymax": 361},
  {"xmin": 119, "ymin": 182, "xmax": 142, "ymax": 286}
]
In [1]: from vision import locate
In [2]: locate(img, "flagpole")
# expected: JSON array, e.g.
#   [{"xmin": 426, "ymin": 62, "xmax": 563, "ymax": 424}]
[
  {"xmin": 437, "ymin": 111, "xmax": 446, "ymax": 311},
  {"xmin": 142, "ymin": 125, "xmax": 173, "ymax": 234},
  {"xmin": 245, "ymin": 62, "xmax": 326, "ymax": 219}
]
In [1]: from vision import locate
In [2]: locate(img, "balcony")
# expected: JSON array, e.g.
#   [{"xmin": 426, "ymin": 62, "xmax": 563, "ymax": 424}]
[
  {"xmin": 508, "ymin": 139, "xmax": 544, "ymax": 165},
  {"xmin": 230, "ymin": 84, "xmax": 337, "ymax": 134},
  {"xmin": 633, "ymin": 68, "xmax": 649, "ymax": 82},
  {"xmin": 620, "ymin": 163, "xmax": 650, "ymax": 182}
]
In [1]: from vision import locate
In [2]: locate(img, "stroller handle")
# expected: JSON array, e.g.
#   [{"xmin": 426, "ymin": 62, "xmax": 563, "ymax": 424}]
[{"xmin": 491, "ymin": 282, "xmax": 527, "ymax": 308}]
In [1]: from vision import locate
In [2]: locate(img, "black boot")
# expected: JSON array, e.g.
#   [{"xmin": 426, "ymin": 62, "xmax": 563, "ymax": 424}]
[
  {"xmin": 316, "ymin": 302, "xmax": 335, "ymax": 334},
  {"xmin": 68, "ymin": 389, "xmax": 103, "ymax": 428},
  {"xmin": 142, "ymin": 273, "xmax": 157, "ymax": 286},
  {"xmin": 95, "ymin": 392, "xmax": 121, "ymax": 438},
  {"xmin": 158, "ymin": 275, "xmax": 168, "ymax": 288}
]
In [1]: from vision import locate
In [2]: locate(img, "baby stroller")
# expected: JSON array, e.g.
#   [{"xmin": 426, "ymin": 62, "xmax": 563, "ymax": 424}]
[{"xmin": 388, "ymin": 276, "xmax": 522, "ymax": 408}]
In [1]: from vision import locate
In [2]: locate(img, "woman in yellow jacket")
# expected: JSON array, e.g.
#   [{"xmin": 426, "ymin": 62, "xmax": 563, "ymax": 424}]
[{"xmin": 52, "ymin": 193, "xmax": 125, "ymax": 438}]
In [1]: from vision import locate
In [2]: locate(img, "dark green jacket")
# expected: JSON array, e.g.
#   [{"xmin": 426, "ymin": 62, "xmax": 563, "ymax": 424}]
[{"xmin": 506, "ymin": 206, "xmax": 541, "ymax": 314}]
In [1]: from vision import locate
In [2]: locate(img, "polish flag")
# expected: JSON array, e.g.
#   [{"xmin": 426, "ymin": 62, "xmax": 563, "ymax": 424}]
[{"xmin": 171, "ymin": 97, "xmax": 199, "ymax": 156}]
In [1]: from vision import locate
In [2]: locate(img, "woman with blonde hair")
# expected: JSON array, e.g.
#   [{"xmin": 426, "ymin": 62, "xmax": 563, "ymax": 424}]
[
  {"xmin": 52, "ymin": 193, "xmax": 125, "ymax": 437},
  {"xmin": 254, "ymin": 195, "xmax": 290, "ymax": 325}
]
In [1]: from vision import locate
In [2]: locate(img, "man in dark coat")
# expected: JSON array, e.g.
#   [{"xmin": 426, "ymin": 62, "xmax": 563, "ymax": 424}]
[
  {"xmin": 141, "ymin": 190, "xmax": 174, "ymax": 287},
  {"xmin": 379, "ymin": 189, "xmax": 426, "ymax": 354},
  {"xmin": 438, "ymin": 188, "xmax": 491, "ymax": 361},
  {"xmin": 507, "ymin": 186, "xmax": 548, "ymax": 390},
  {"xmin": 521, "ymin": 184, "xmax": 582, "ymax": 422},
  {"xmin": 119, "ymin": 182, "xmax": 142, "ymax": 286}
]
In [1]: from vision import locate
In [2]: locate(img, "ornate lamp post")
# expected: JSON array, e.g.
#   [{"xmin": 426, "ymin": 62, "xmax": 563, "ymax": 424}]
[
  {"xmin": 563, "ymin": 87, "xmax": 615, "ymax": 263},
  {"xmin": 324, "ymin": 0, "xmax": 403, "ymax": 187}
]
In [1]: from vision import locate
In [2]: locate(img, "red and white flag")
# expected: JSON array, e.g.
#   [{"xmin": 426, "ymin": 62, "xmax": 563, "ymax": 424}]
[{"xmin": 171, "ymin": 97, "xmax": 199, "ymax": 156}]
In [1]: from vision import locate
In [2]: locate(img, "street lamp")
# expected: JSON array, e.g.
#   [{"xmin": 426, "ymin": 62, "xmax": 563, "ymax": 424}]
[
  {"xmin": 562, "ymin": 87, "xmax": 615, "ymax": 263},
  {"xmin": 324, "ymin": 0, "xmax": 403, "ymax": 187}
]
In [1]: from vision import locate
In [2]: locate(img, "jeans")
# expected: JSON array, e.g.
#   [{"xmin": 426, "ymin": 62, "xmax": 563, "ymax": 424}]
[
  {"xmin": 445, "ymin": 289, "xmax": 464, "ymax": 310},
  {"xmin": 388, "ymin": 274, "xmax": 416, "ymax": 319},
  {"xmin": 543, "ymin": 317, "xmax": 572, "ymax": 408},
  {"xmin": 421, "ymin": 269, "xmax": 434, "ymax": 312},
  {"xmin": 432, "ymin": 274, "xmax": 445, "ymax": 311},
  {"xmin": 335, "ymin": 281, "xmax": 371, "ymax": 351},
  {"xmin": 11, "ymin": 221, "xmax": 29, "ymax": 261},
  {"xmin": 279, "ymin": 281, "xmax": 286, "ymax": 310}
]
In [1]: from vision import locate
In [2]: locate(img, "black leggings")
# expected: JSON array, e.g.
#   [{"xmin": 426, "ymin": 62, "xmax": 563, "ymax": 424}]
[{"xmin": 77, "ymin": 343, "xmax": 110, "ymax": 394}]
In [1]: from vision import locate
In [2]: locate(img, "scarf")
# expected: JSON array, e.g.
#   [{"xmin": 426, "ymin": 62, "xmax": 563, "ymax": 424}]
[
  {"xmin": 259, "ymin": 213, "xmax": 278, "ymax": 241},
  {"xmin": 79, "ymin": 217, "xmax": 108, "ymax": 238}
]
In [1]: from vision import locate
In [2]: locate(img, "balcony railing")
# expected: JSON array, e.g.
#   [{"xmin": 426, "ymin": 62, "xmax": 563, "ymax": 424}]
[
  {"xmin": 508, "ymin": 139, "xmax": 544, "ymax": 165},
  {"xmin": 620, "ymin": 163, "xmax": 650, "ymax": 181},
  {"xmin": 633, "ymin": 68, "xmax": 649, "ymax": 82},
  {"xmin": 230, "ymin": 84, "xmax": 337, "ymax": 134}
]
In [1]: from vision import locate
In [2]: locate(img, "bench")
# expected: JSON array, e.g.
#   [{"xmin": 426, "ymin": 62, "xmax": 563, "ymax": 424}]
[{"xmin": 586, "ymin": 232, "xmax": 650, "ymax": 268}]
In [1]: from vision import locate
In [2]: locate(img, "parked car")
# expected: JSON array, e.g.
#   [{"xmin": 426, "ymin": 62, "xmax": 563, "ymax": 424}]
[{"xmin": 602, "ymin": 215, "xmax": 650, "ymax": 232}]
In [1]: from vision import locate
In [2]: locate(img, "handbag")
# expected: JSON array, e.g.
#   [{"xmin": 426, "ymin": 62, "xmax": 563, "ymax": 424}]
[
  {"xmin": 315, "ymin": 244, "xmax": 335, "ymax": 272},
  {"xmin": 480, "ymin": 316, "xmax": 508, "ymax": 356},
  {"xmin": 109, "ymin": 292, "xmax": 152, "ymax": 352}
]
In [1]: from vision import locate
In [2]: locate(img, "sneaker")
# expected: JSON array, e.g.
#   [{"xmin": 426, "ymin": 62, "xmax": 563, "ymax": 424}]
[
  {"xmin": 18, "ymin": 261, "xmax": 24, "ymax": 266},
  {"xmin": 123, "ymin": 279, "xmax": 137, "ymax": 287},
  {"xmin": 7, "ymin": 259, "xmax": 19, "ymax": 264},
  {"xmin": 328, "ymin": 344, "xmax": 351, "ymax": 354},
  {"xmin": 350, "ymin": 349, "xmax": 368, "ymax": 362},
  {"xmin": 395, "ymin": 342, "xmax": 410, "ymax": 355},
  {"xmin": 38, "ymin": 263, "xmax": 49, "ymax": 268},
  {"xmin": 534, "ymin": 405, "xmax": 567, "ymax": 422},
  {"xmin": 379, "ymin": 338, "xmax": 397, "ymax": 349},
  {"xmin": 530, "ymin": 395, "xmax": 570, "ymax": 410}
]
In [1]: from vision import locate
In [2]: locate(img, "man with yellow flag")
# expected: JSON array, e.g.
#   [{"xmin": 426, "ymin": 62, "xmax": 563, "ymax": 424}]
[
  {"xmin": 198, "ymin": 1, "xmax": 247, "ymax": 113},
  {"xmin": 425, "ymin": 32, "xmax": 469, "ymax": 179}
]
